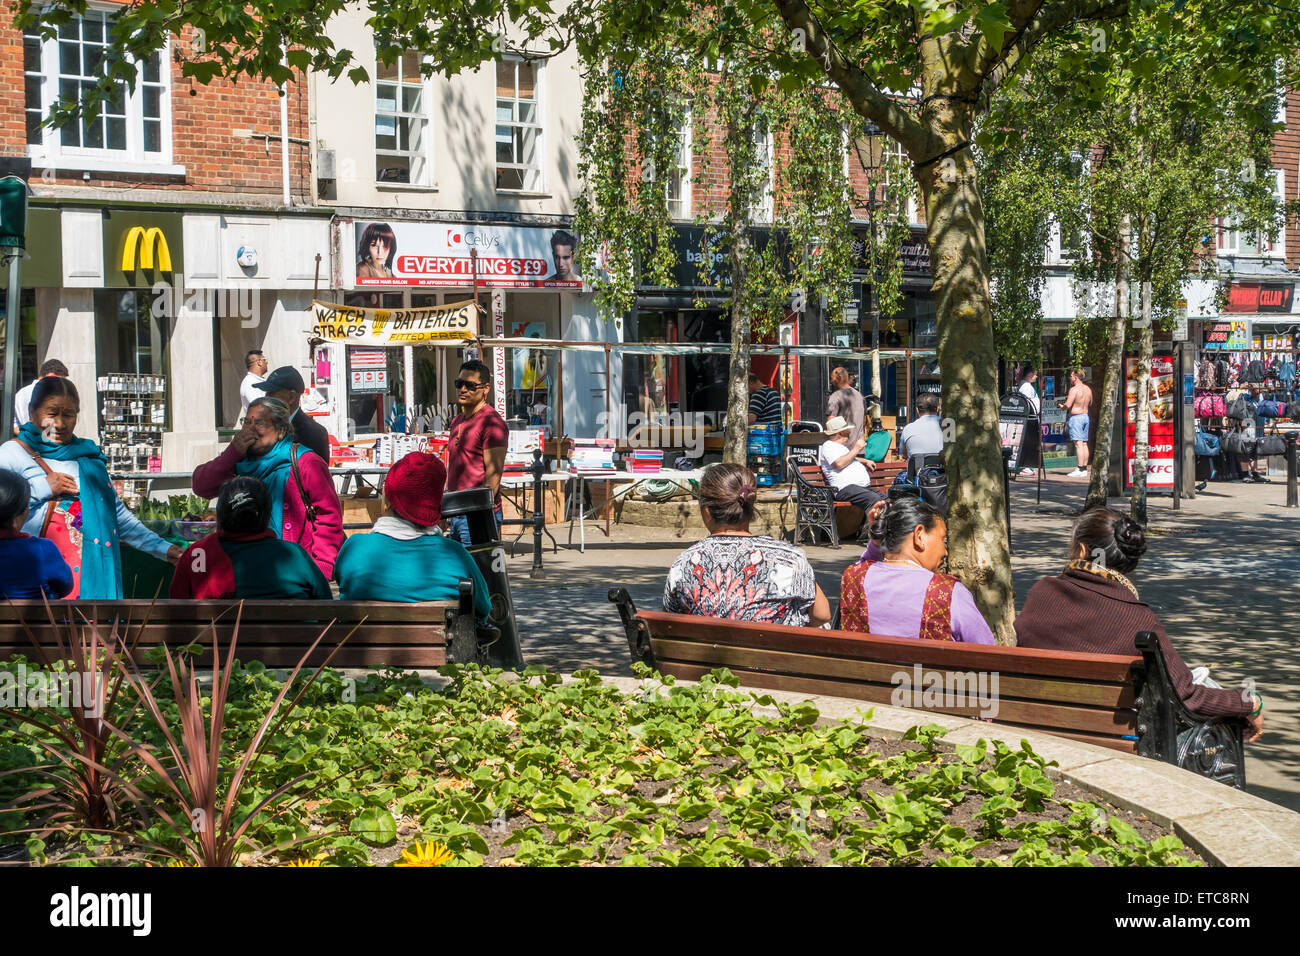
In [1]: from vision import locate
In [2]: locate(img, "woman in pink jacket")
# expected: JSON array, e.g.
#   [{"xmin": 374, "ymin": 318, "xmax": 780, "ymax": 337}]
[{"xmin": 192, "ymin": 397, "xmax": 343, "ymax": 578}]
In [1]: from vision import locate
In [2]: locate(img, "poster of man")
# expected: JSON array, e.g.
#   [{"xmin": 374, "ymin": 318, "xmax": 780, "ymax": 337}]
[{"xmin": 546, "ymin": 230, "xmax": 580, "ymax": 284}]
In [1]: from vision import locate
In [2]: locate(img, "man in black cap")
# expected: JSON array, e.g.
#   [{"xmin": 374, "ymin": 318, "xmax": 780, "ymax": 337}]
[{"xmin": 255, "ymin": 366, "xmax": 331, "ymax": 463}]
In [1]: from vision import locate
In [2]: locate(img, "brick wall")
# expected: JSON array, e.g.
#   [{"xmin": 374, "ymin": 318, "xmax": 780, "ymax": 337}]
[
  {"xmin": 0, "ymin": 3, "xmax": 311, "ymax": 200},
  {"xmin": 1272, "ymin": 86, "xmax": 1299, "ymax": 270}
]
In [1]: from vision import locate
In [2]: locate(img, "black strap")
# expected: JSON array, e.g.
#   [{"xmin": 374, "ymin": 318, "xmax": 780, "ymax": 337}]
[{"xmin": 290, "ymin": 443, "xmax": 320, "ymax": 527}]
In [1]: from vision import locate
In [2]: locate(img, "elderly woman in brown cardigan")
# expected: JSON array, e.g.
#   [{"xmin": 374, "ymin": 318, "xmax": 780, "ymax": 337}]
[{"xmin": 1015, "ymin": 507, "xmax": 1263, "ymax": 743}]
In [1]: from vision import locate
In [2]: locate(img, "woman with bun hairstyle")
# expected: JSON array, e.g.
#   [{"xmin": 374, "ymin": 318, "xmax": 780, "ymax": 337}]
[
  {"xmin": 839, "ymin": 496, "xmax": 994, "ymax": 643},
  {"xmin": 1015, "ymin": 507, "xmax": 1262, "ymax": 741},
  {"xmin": 169, "ymin": 476, "xmax": 331, "ymax": 600},
  {"xmin": 0, "ymin": 377, "xmax": 180, "ymax": 598},
  {"xmin": 0, "ymin": 468, "xmax": 73, "ymax": 599},
  {"xmin": 664, "ymin": 463, "xmax": 830, "ymax": 626}
]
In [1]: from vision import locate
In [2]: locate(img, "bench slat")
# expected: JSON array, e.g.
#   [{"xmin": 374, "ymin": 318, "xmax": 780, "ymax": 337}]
[
  {"xmin": 657, "ymin": 660, "xmax": 1138, "ymax": 747},
  {"xmin": 0, "ymin": 601, "xmax": 457, "ymax": 624},
  {"xmin": 650, "ymin": 638, "xmax": 1137, "ymax": 708},
  {"xmin": 0, "ymin": 623, "xmax": 446, "ymax": 649},
  {"xmin": 639, "ymin": 611, "xmax": 1141, "ymax": 683}
]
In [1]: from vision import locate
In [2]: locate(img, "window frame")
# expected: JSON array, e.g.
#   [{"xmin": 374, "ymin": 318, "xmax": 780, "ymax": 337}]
[
  {"xmin": 751, "ymin": 124, "xmax": 775, "ymax": 223},
  {"xmin": 666, "ymin": 113, "xmax": 692, "ymax": 220},
  {"xmin": 495, "ymin": 56, "xmax": 546, "ymax": 195},
  {"xmin": 882, "ymin": 138, "xmax": 919, "ymax": 226},
  {"xmin": 24, "ymin": 6, "xmax": 180, "ymax": 175},
  {"xmin": 1217, "ymin": 167, "xmax": 1284, "ymax": 259},
  {"xmin": 373, "ymin": 48, "xmax": 434, "ymax": 188}
]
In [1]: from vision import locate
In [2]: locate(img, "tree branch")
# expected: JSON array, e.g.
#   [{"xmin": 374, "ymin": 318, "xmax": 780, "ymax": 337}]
[
  {"xmin": 978, "ymin": 0, "xmax": 1131, "ymax": 104},
  {"xmin": 771, "ymin": 0, "xmax": 929, "ymax": 154}
]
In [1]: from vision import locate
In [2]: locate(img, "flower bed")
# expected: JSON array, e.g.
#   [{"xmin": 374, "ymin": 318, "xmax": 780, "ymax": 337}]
[{"xmin": 0, "ymin": 662, "xmax": 1201, "ymax": 867}]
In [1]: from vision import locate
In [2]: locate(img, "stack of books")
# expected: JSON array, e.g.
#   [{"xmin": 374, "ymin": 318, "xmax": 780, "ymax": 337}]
[
  {"xmin": 626, "ymin": 449, "xmax": 664, "ymax": 474},
  {"xmin": 568, "ymin": 437, "xmax": 616, "ymax": 474}
]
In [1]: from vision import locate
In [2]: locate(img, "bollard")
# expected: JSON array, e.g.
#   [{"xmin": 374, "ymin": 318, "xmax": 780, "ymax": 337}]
[
  {"xmin": 1287, "ymin": 433, "xmax": 1298, "ymax": 509},
  {"xmin": 441, "ymin": 486, "xmax": 526, "ymax": 669}
]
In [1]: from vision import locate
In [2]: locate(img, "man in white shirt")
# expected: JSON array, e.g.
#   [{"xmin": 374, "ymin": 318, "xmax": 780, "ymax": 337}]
[
  {"xmin": 11, "ymin": 359, "xmax": 69, "ymax": 435},
  {"xmin": 239, "ymin": 350, "xmax": 268, "ymax": 419},
  {"xmin": 818, "ymin": 415, "xmax": 883, "ymax": 513},
  {"xmin": 1016, "ymin": 365, "xmax": 1040, "ymax": 476},
  {"xmin": 899, "ymin": 393, "xmax": 944, "ymax": 462}
]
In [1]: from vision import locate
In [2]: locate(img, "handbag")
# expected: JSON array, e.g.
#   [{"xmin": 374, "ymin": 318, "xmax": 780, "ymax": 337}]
[
  {"xmin": 1257, "ymin": 399, "xmax": 1282, "ymax": 418},
  {"xmin": 1194, "ymin": 394, "xmax": 1225, "ymax": 418},
  {"xmin": 1225, "ymin": 397, "xmax": 1255, "ymax": 421},
  {"xmin": 289, "ymin": 443, "xmax": 320, "ymax": 533},
  {"xmin": 1222, "ymin": 431, "xmax": 1247, "ymax": 456},
  {"xmin": 1194, "ymin": 431, "xmax": 1221, "ymax": 456},
  {"xmin": 1286, "ymin": 401, "xmax": 1300, "ymax": 421},
  {"xmin": 863, "ymin": 429, "xmax": 893, "ymax": 462},
  {"xmin": 1254, "ymin": 434, "xmax": 1287, "ymax": 457}
]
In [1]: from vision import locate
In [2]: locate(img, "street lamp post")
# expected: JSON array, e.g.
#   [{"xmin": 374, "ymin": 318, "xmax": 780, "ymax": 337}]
[
  {"xmin": 861, "ymin": 121, "xmax": 884, "ymax": 422},
  {"xmin": 1, "ymin": 169, "xmax": 30, "ymax": 437}
]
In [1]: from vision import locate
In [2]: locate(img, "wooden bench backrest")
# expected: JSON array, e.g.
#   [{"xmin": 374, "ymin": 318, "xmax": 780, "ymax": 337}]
[
  {"xmin": 0, "ymin": 600, "xmax": 457, "ymax": 669},
  {"xmin": 635, "ymin": 609, "xmax": 1144, "ymax": 753}
]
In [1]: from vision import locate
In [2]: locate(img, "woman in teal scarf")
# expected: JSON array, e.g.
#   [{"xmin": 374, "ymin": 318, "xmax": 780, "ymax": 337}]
[
  {"xmin": 0, "ymin": 378, "xmax": 180, "ymax": 599},
  {"xmin": 191, "ymin": 397, "xmax": 343, "ymax": 578}
]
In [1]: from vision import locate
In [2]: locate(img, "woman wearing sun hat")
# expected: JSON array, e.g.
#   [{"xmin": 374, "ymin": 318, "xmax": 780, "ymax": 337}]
[{"xmin": 334, "ymin": 451, "xmax": 491, "ymax": 619}]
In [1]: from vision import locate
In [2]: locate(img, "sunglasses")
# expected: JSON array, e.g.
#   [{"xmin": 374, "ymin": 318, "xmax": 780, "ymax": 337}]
[
  {"xmin": 241, "ymin": 417, "xmax": 276, "ymax": 429},
  {"xmin": 454, "ymin": 378, "xmax": 488, "ymax": 391}
]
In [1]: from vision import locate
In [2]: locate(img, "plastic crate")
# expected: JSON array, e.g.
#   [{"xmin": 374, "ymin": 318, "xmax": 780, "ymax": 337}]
[{"xmin": 755, "ymin": 473, "xmax": 777, "ymax": 486}]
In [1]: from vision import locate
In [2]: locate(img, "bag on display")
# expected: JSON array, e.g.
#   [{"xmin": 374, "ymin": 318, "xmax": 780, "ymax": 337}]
[
  {"xmin": 1214, "ymin": 360, "xmax": 1231, "ymax": 387},
  {"xmin": 1241, "ymin": 360, "xmax": 1268, "ymax": 384},
  {"xmin": 1194, "ymin": 394, "xmax": 1226, "ymax": 418},
  {"xmin": 1279, "ymin": 361, "xmax": 1297, "ymax": 384},
  {"xmin": 1194, "ymin": 431, "xmax": 1221, "ymax": 457},
  {"xmin": 1225, "ymin": 397, "xmax": 1255, "ymax": 421},
  {"xmin": 1222, "ymin": 431, "xmax": 1247, "ymax": 456},
  {"xmin": 1287, "ymin": 401, "xmax": 1300, "ymax": 421},
  {"xmin": 1197, "ymin": 358, "xmax": 1216, "ymax": 389},
  {"xmin": 1254, "ymin": 435, "xmax": 1287, "ymax": 457},
  {"xmin": 1257, "ymin": 399, "xmax": 1283, "ymax": 418}
]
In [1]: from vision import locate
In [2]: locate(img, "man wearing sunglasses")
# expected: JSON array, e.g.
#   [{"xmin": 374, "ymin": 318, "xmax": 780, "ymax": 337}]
[{"xmin": 445, "ymin": 360, "xmax": 509, "ymax": 546}]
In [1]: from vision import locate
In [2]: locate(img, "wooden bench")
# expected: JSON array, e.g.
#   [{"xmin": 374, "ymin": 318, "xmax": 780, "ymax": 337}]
[
  {"xmin": 609, "ymin": 589, "xmax": 1247, "ymax": 787},
  {"xmin": 1, "ymin": 581, "xmax": 494, "ymax": 670},
  {"xmin": 789, "ymin": 453, "xmax": 905, "ymax": 548}
]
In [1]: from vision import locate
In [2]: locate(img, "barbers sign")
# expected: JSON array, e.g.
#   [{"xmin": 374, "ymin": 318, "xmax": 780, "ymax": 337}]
[{"xmin": 311, "ymin": 298, "xmax": 480, "ymax": 346}]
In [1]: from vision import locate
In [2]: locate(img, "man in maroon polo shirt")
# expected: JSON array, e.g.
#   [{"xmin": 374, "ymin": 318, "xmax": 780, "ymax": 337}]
[{"xmin": 445, "ymin": 359, "xmax": 509, "ymax": 546}]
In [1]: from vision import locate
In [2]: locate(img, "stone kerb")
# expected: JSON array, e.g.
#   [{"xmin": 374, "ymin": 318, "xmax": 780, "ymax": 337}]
[{"xmin": 593, "ymin": 674, "xmax": 1300, "ymax": 867}]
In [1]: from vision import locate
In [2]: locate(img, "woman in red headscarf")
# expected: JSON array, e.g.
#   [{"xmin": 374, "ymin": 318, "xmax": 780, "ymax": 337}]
[{"xmin": 333, "ymin": 452, "xmax": 490, "ymax": 620}]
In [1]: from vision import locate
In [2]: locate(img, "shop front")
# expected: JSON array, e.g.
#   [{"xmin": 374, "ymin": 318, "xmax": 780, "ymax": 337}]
[
  {"xmin": 332, "ymin": 218, "xmax": 583, "ymax": 442},
  {"xmin": 18, "ymin": 203, "xmax": 333, "ymax": 493}
]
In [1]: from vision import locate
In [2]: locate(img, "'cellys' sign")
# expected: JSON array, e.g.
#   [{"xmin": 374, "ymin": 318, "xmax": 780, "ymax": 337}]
[{"xmin": 310, "ymin": 299, "xmax": 480, "ymax": 346}]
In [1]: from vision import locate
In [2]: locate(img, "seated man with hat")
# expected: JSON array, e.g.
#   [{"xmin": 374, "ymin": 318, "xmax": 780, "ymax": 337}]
[
  {"xmin": 818, "ymin": 415, "xmax": 885, "ymax": 517},
  {"xmin": 334, "ymin": 451, "xmax": 491, "ymax": 619},
  {"xmin": 255, "ymin": 365, "xmax": 332, "ymax": 464}
]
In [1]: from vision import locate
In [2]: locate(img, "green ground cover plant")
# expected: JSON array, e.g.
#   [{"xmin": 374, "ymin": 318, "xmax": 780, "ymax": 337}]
[{"xmin": 0, "ymin": 662, "xmax": 1199, "ymax": 867}]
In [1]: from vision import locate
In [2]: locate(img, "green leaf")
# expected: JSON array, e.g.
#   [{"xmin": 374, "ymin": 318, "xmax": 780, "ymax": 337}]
[
  {"xmin": 973, "ymin": 3, "xmax": 1013, "ymax": 52},
  {"xmin": 351, "ymin": 808, "xmax": 396, "ymax": 847}
]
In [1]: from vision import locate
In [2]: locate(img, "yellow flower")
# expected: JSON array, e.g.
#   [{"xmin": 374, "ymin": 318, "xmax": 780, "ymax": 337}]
[
  {"xmin": 396, "ymin": 841, "xmax": 454, "ymax": 867},
  {"xmin": 286, "ymin": 859, "xmax": 325, "ymax": 867}
]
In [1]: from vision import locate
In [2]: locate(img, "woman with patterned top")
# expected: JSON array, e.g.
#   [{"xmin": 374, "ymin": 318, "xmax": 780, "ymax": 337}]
[
  {"xmin": 839, "ymin": 496, "xmax": 994, "ymax": 643},
  {"xmin": 663, "ymin": 463, "xmax": 830, "ymax": 626},
  {"xmin": 1015, "ymin": 507, "xmax": 1263, "ymax": 742}
]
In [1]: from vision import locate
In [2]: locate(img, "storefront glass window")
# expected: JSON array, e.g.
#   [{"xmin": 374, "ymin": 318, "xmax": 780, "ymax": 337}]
[
  {"xmin": 94, "ymin": 288, "xmax": 171, "ymax": 427},
  {"xmin": 0, "ymin": 290, "xmax": 38, "ymax": 396}
]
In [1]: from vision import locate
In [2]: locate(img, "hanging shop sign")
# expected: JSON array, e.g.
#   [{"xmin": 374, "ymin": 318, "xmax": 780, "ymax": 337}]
[
  {"xmin": 1224, "ymin": 282, "xmax": 1294, "ymax": 314},
  {"xmin": 1201, "ymin": 321, "xmax": 1250, "ymax": 349},
  {"xmin": 1123, "ymin": 354, "xmax": 1175, "ymax": 490},
  {"xmin": 351, "ymin": 221, "xmax": 583, "ymax": 289},
  {"xmin": 310, "ymin": 298, "xmax": 480, "ymax": 346},
  {"xmin": 998, "ymin": 392, "xmax": 1035, "ymax": 473}
]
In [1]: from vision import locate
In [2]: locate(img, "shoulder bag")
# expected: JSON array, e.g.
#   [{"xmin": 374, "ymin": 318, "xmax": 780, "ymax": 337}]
[{"xmin": 289, "ymin": 443, "xmax": 320, "ymax": 532}]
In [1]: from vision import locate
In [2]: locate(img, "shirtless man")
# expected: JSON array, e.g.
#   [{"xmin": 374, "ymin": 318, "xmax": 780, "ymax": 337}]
[{"xmin": 1057, "ymin": 369, "xmax": 1093, "ymax": 477}]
